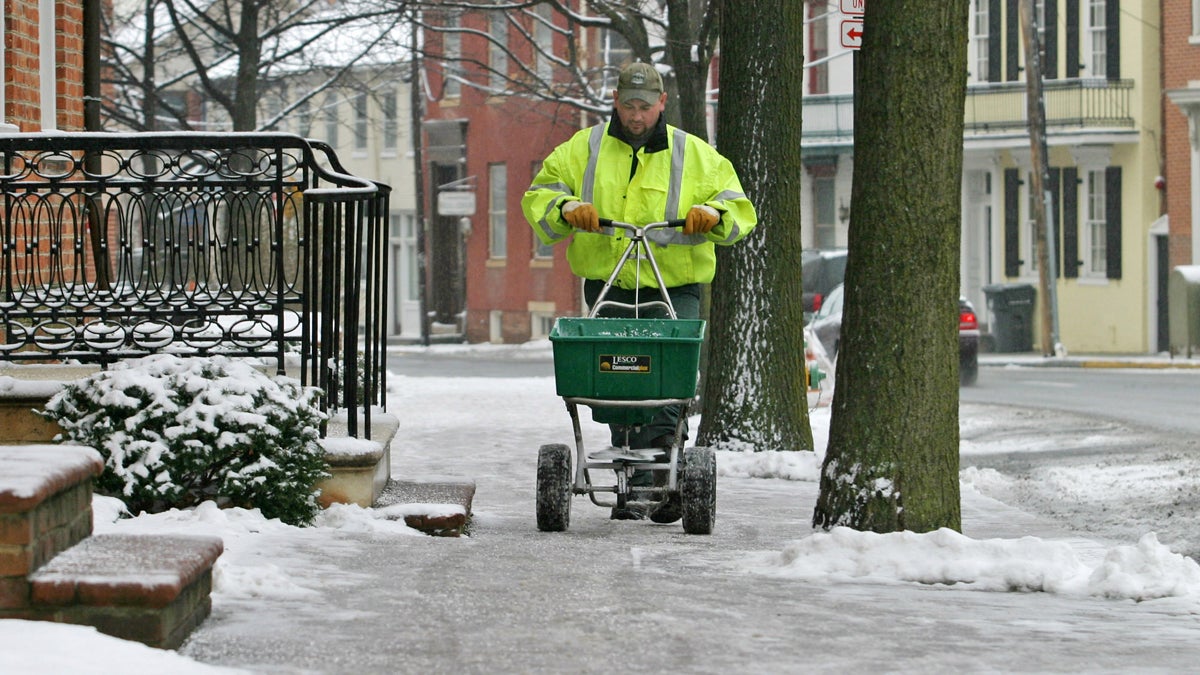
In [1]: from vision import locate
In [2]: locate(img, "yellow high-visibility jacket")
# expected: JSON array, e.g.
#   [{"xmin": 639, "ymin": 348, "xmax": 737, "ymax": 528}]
[{"xmin": 522, "ymin": 117, "xmax": 757, "ymax": 289}]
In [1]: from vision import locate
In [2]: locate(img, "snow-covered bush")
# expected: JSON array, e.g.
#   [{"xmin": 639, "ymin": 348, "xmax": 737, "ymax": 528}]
[{"xmin": 41, "ymin": 355, "xmax": 329, "ymax": 526}]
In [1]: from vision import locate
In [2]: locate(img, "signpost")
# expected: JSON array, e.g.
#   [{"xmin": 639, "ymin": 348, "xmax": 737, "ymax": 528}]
[{"xmin": 840, "ymin": 0, "xmax": 864, "ymax": 51}]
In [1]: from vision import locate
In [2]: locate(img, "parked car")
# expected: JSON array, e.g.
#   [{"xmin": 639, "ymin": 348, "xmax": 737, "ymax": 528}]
[
  {"xmin": 807, "ymin": 284, "xmax": 981, "ymax": 386},
  {"xmin": 801, "ymin": 249, "xmax": 848, "ymax": 319}
]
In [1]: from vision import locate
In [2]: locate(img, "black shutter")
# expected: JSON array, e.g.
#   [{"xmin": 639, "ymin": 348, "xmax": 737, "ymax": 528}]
[
  {"xmin": 1048, "ymin": 168, "xmax": 1062, "ymax": 276},
  {"xmin": 1005, "ymin": 168, "xmax": 1021, "ymax": 277},
  {"xmin": 1044, "ymin": 0, "xmax": 1058, "ymax": 79},
  {"xmin": 1065, "ymin": 0, "xmax": 1080, "ymax": 77},
  {"xmin": 1105, "ymin": 166, "xmax": 1121, "ymax": 279},
  {"xmin": 1106, "ymin": 0, "xmax": 1120, "ymax": 79},
  {"xmin": 989, "ymin": 0, "xmax": 1002, "ymax": 82},
  {"xmin": 1062, "ymin": 167, "xmax": 1080, "ymax": 278},
  {"xmin": 1007, "ymin": 0, "xmax": 1021, "ymax": 81}
]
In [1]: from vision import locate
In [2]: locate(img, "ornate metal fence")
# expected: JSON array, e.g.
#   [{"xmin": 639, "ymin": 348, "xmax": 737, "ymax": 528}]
[{"xmin": 0, "ymin": 132, "xmax": 388, "ymax": 437}]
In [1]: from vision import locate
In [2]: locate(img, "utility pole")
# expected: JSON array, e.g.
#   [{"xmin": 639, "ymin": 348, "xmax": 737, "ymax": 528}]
[{"xmin": 1019, "ymin": 0, "xmax": 1063, "ymax": 357}]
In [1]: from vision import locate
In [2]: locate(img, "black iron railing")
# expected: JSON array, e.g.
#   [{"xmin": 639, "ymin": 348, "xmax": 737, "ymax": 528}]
[{"xmin": 0, "ymin": 132, "xmax": 388, "ymax": 438}]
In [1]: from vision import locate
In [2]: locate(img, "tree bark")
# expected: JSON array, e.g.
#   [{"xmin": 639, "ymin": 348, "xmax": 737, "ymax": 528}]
[
  {"xmin": 812, "ymin": 0, "xmax": 969, "ymax": 532},
  {"xmin": 697, "ymin": 0, "xmax": 812, "ymax": 454}
]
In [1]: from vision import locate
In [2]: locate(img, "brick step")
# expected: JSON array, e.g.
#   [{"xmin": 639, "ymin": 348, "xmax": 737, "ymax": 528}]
[
  {"xmin": 25, "ymin": 533, "xmax": 224, "ymax": 649},
  {"xmin": 374, "ymin": 478, "xmax": 476, "ymax": 537},
  {"xmin": 0, "ymin": 445, "xmax": 102, "ymax": 586}
]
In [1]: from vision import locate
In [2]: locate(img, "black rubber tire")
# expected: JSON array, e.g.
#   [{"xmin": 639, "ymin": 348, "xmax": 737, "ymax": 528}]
[
  {"xmin": 960, "ymin": 360, "xmax": 979, "ymax": 386},
  {"xmin": 680, "ymin": 446, "xmax": 715, "ymax": 535},
  {"xmin": 536, "ymin": 443, "xmax": 572, "ymax": 532}
]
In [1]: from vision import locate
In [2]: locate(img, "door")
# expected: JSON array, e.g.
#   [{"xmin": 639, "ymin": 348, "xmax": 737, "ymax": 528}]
[{"xmin": 390, "ymin": 212, "xmax": 421, "ymax": 339}]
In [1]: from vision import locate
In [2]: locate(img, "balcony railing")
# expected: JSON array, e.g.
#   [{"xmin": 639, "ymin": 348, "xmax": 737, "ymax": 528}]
[
  {"xmin": 0, "ymin": 132, "xmax": 389, "ymax": 438},
  {"xmin": 802, "ymin": 78, "xmax": 1135, "ymax": 141}
]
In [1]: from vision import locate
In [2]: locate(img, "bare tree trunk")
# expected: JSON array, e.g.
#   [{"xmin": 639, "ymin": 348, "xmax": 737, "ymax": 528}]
[
  {"xmin": 813, "ymin": 0, "xmax": 969, "ymax": 533},
  {"xmin": 698, "ymin": 0, "xmax": 812, "ymax": 454}
]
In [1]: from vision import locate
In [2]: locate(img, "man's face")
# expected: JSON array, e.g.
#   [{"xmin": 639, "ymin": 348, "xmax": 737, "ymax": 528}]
[{"xmin": 613, "ymin": 90, "xmax": 667, "ymax": 140}]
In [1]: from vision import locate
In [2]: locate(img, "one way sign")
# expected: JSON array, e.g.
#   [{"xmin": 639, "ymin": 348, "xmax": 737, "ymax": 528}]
[{"xmin": 841, "ymin": 19, "xmax": 863, "ymax": 49}]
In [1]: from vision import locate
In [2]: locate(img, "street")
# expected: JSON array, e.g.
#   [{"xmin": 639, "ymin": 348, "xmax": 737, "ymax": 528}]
[{"xmin": 963, "ymin": 362, "xmax": 1200, "ymax": 434}]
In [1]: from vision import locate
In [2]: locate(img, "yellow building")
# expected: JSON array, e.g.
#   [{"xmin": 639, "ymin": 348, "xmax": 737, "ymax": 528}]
[{"xmin": 802, "ymin": 0, "xmax": 1164, "ymax": 354}]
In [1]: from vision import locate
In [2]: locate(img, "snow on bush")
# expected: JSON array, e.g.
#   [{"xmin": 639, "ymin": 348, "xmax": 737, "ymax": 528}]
[{"xmin": 41, "ymin": 355, "xmax": 329, "ymax": 526}]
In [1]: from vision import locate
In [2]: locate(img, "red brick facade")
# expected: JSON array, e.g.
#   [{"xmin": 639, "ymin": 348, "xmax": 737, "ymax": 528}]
[
  {"xmin": 1163, "ymin": 0, "xmax": 1198, "ymax": 267},
  {"xmin": 4, "ymin": 0, "xmax": 85, "ymax": 131}
]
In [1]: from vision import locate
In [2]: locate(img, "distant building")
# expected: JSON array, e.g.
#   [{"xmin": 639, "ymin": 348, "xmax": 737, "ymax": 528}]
[
  {"xmin": 804, "ymin": 0, "xmax": 1165, "ymax": 354},
  {"xmin": 1164, "ymin": 0, "xmax": 1199, "ymax": 269}
]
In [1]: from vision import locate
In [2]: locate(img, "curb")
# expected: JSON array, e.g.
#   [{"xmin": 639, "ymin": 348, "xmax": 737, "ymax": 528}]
[{"xmin": 981, "ymin": 356, "xmax": 1200, "ymax": 370}]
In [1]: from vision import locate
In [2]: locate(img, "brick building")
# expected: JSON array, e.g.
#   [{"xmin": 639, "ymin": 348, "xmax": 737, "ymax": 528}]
[
  {"xmin": 1164, "ymin": 0, "xmax": 1200, "ymax": 270},
  {"xmin": 2, "ymin": 0, "xmax": 85, "ymax": 131}
]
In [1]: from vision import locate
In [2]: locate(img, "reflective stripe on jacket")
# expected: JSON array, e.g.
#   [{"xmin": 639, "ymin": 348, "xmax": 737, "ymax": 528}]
[{"xmin": 521, "ymin": 119, "xmax": 757, "ymax": 289}]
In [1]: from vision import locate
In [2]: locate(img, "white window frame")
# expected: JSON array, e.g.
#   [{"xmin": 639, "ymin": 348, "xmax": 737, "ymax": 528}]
[
  {"xmin": 382, "ymin": 89, "xmax": 398, "ymax": 154},
  {"xmin": 1085, "ymin": 0, "xmax": 1106, "ymax": 76},
  {"xmin": 324, "ymin": 94, "xmax": 339, "ymax": 148},
  {"xmin": 489, "ymin": 162, "xmax": 507, "ymax": 259},
  {"xmin": 969, "ymin": 0, "xmax": 989, "ymax": 83},
  {"xmin": 489, "ymin": 11, "xmax": 508, "ymax": 92},
  {"xmin": 1193, "ymin": 0, "xmax": 1200, "ymax": 40},
  {"xmin": 353, "ymin": 92, "xmax": 369, "ymax": 152},
  {"xmin": 443, "ymin": 13, "xmax": 463, "ymax": 98},
  {"xmin": 1082, "ymin": 169, "xmax": 1107, "ymax": 278},
  {"xmin": 533, "ymin": 4, "xmax": 554, "ymax": 81}
]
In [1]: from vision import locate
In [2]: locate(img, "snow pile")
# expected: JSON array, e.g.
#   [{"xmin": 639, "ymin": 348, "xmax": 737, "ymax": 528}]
[{"xmin": 751, "ymin": 527, "xmax": 1200, "ymax": 602}]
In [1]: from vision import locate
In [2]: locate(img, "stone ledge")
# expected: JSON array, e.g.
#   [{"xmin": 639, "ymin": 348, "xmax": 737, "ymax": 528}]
[
  {"xmin": 29, "ymin": 534, "xmax": 224, "ymax": 609},
  {"xmin": 316, "ymin": 410, "xmax": 399, "ymax": 508},
  {"xmin": 374, "ymin": 479, "xmax": 476, "ymax": 537},
  {"xmin": 0, "ymin": 446, "xmax": 102, "ymax": 515}
]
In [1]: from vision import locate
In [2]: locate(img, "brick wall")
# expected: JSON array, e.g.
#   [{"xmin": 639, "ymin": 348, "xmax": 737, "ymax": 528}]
[
  {"xmin": 4, "ymin": 0, "xmax": 85, "ymax": 131},
  {"xmin": 1163, "ymin": 0, "xmax": 1199, "ymax": 268}
]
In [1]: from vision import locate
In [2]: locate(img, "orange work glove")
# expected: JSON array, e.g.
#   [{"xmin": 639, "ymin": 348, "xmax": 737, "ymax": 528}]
[
  {"xmin": 561, "ymin": 201, "xmax": 600, "ymax": 233},
  {"xmin": 684, "ymin": 205, "xmax": 720, "ymax": 235}
]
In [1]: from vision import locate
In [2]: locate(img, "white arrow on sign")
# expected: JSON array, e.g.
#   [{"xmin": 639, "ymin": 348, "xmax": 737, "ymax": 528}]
[
  {"xmin": 840, "ymin": 0, "xmax": 865, "ymax": 15},
  {"xmin": 841, "ymin": 19, "xmax": 863, "ymax": 49}
]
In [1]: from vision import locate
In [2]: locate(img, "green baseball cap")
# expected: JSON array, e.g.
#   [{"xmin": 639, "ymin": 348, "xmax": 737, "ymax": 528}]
[{"xmin": 617, "ymin": 62, "xmax": 664, "ymax": 104}]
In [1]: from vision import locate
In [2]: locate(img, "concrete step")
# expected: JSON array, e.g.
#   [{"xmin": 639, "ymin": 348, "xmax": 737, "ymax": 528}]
[
  {"xmin": 374, "ymin": 478, "xmax": 476, "ymax": 537},
  {"xmin": 26, "ymin": 533, "xmax": 223, "ymax": 649}
]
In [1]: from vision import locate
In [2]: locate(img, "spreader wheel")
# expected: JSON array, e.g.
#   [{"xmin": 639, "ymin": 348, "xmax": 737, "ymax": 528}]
[
  {"xmin": 680, "ymin": 446, "xmax": 715, "ymax": 535},
  {"xmin": 536, "ymin": 443, "xmax": 572, "ymax": 532}
]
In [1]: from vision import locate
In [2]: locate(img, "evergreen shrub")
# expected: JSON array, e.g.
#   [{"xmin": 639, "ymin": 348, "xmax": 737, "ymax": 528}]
[{"xmin": 41, "ymin": 354, "xmax": 329, "ymax": 526}]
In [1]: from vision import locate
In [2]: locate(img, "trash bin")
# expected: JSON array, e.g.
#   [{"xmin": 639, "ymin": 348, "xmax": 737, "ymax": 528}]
[
  {"xmin": 1168, "ymin": 266, "xmax": 1200, "ymax": 357},
  {"xmin": 982, "ymin": 283, "xmax": 1036, "ymax": 352}
]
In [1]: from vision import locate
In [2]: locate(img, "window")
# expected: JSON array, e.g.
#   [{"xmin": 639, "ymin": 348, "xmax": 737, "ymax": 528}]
[
  {"xmin": 443, "ymin": 14, "xmax": 463, "ymax": 98},
  {"xmin": 489, "ymin": 163, "xmax": 507, "ymax": 259},
  {"xmin": 296, "ymin": 98, "xmax": 311, "ymax": 137},
  {"xmin": 600, "ymin": 30, "xmax": 632, "ymax": 90},
  {"xmin": 324, "ymin": 94, "xmax": 339, "ymax": 148},
  {"xmin": 807, "ymin": 1, "xmax": 829, "ymax": 94},
  {"xmin": 813, "ymin": 176, "xmax": 836, "ymax": 248},
  {"xmin": 1194, "ymin": 0, "xmax": 1200, "ymax": 38},
  {"xmin": 1083, "ymin": 169, "xmax": 1107, "ymax": 277},
  {"xmin": 970, "ymin": 0, "xmax": 989, "ymax": 82},
  {"xmin": 1086, "ymin": 0, "xmax": 1106, "ymax": 76},
  {"xmin": 353, "ymin": 92, "xmax": 368, "ymax": 151},
  {"xmin": 489, "ymin": 11, "xmax": 508, "ymax": 91},
  {"xmin": 533, "ymin": 4, "xmax": 554, "ymax": 81},
  {"xmin": 382, "ymin": 90, "xmax": 398, "ymax": 153},
  {"xmin": 532, "ymin": 160, "xmax": 554, "ymax": 258}
]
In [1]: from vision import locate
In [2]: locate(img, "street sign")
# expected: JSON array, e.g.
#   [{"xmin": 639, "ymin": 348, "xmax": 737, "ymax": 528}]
[
  {"xmin": 437, "ymin": 191, "xmax": 476, "ymax": 216},
  {"xmin": 840, "ymin": 0, "xmax": 865, "ymax": 15},
  {"xmin": 841, "ymin": 19, "xmax": 863, "ymax": 49}
]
